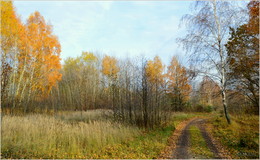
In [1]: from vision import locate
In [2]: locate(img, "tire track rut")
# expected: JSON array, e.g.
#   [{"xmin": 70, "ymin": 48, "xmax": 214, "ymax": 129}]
[{"xmin": 172, "ymin": 118, "xmax": 221, "ymax": 159}]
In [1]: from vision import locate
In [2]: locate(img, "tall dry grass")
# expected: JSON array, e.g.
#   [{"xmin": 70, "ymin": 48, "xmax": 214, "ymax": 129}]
[
  {"xmin": 1, "ymin": 110, "xmax": 141, "ymax": 159},
  {"xmin": 57, "ymin": 109, "xmax": 113, "ymax": 123}
]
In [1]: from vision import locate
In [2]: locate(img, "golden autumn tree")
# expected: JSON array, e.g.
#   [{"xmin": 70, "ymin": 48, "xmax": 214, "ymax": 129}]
[
  {"xmin": 81, "ymin": 52, "xmax": 97, "ymax": 63},
  {"xmin": 0, "ymin": 1, "xmax": 28, "ymax": 110},
  {"xmin": 25, "ymin": 11, "xmax": 62, "ymax": 100},
  {"xmin": 146, "ymin": 56, "xmax": 165, "ymax": 124},
  {"xmin": 146, "ymin": 56, "xmax": 165, "ymax": 105},
  {"xmin": 167, "ymin": 56, "xmax": 191, "ymax": 111},
  {"xmin": 146, "ymin": 56, "xmax": 165, "ymax": 84},
  {"xmin": 225, "ymin": 1, "xmax": 259, "ymax": 113},
  {"xmin": 101, "ymin": 55, "xmax": 119, "ymax": 111},
  {"xmin": 102, "ymin": 55, "xmax": 119, "ymax": 80}
]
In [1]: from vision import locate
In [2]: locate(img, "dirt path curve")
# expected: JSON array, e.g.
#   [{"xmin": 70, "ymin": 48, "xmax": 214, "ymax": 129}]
[{"xmin": 172, "ymin": 118, "xmax": 221, "ymax": 159}]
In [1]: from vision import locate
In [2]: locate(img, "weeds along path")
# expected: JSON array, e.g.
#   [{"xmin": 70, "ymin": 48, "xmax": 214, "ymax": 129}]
[{"xmin": 169, "ymin": 118, "xmax": 224, "ymax": 159}]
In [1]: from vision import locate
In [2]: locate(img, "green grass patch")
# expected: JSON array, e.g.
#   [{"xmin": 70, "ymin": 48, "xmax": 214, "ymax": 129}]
[
  {"xmin": 189, "ymin": 125, "xmax": 214, "ymax": 158},
  {"xmin": 210, "ymin": 114, "xmax": 259, "ymax": 159}
]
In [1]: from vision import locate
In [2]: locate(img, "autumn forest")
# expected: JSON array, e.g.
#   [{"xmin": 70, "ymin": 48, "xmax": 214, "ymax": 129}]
[{"xmin": 1, "ymin": 0, "xmax": 259, "ymax": 159}]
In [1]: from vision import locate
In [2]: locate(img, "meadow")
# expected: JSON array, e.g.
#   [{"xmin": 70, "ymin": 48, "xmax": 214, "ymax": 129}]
[
  {"xmin": 1, "ymin": 111, "xmax": 200, "ymax": 159},
  {"xmin": 1, "ymin": 110, "xmax": 141, "ymax": 159},
  {"xmin": 1, "ymin": 110, "xmax": 259, "ymax": 159}
]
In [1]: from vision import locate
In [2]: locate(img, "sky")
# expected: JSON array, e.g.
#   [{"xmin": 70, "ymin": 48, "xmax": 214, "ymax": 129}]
[{"xmin": 14, "ymin": 1, "xmax": 193, "ymax": 65}]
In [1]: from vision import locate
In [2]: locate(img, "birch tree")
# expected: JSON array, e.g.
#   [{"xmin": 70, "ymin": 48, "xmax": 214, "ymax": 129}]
[{"xmin": 178, "ymin": 0, "xmax": 244, "ymax": 124}]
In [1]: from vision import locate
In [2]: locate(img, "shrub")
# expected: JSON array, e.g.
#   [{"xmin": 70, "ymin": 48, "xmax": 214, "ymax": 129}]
[
  {"xmin": 195, "ymin": 104, "xmax": 204, "ymax": 112},
  {"xmin": 205, "ymin": 105, "xmax": 213, "ymax": 113}
]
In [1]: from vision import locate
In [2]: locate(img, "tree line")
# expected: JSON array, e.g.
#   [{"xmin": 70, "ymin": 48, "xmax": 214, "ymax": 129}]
[
  {"xmin": 1, "ymin": 2, "xmax": 192, "ymax": 128},
  {"xmin": 1, "ymin": 1, "xmax": 259, "ymax": 127}
]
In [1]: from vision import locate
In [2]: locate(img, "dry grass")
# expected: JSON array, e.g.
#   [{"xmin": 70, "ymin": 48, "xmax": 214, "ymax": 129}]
[
  {"xmin": 57, "ymin": 109, "xmax": 113, "ymax": 123},
  {"xmin": 1, "ymin": 110, "xmax": 141, "ymax": 159}
]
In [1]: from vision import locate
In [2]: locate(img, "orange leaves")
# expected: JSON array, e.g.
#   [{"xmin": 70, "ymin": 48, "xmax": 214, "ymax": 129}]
[
  {"xmin": 2, "ymin": 3, "xmax": 62, "ymax": 102},
  {"xmin": 167, "ymin": 57, "xmax": 181, "ymax": 85},
  {"xmin": 146, "ymin": 56, "xmax": 165, "ymax": 84},
  {"xmin": 144, "ymin": 55, "xmax": 191, "ymax": 102},
  {"xmin": 22, "ymin": 11, "xmax": 61, "ymax": 95},
  {"xmin": 1, "ymin": 1, "xmax": 24, "ymax": 53},
  {"xmin": 24, "ymin": 11, "xmax": 62, "ymax": 97},
  {"xmin": 1, "ymin": 1, "xmax": 28, "ymax": 102},
  {"xmin": 167, "ymin": 56, "xmax": 191, "ymax": 102},
  {"xmin": 102, "ymin": 55, "xmax": 119, "ymax": 79},
  {"xmin": 247, "ymin": 1, "xmax": 259, "ymax": 34},
  {"xmin": 45, "ymin": 54, "xmax": 62, "ymax": 92}
]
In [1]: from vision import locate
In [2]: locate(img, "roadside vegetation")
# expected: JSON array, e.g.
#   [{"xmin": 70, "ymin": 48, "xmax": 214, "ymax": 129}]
[{"xmin": 209, "ymin": 114, "xmax": 259, "ymax": 159}]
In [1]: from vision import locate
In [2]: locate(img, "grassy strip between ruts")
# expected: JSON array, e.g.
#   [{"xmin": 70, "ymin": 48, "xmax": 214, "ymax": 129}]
[
  {"xmin": 189, "ymin": 125, "xmax": 214, "ymax": 159},
  {"xmin": 158, "ymin": 112, "xmax": 213, "ymax": 159}
]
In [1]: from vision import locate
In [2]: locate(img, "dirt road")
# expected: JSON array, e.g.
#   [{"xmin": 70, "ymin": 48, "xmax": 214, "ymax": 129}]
[{"xmin": 172, "ymin": 118, "xmax": 221, "ymax": 159}]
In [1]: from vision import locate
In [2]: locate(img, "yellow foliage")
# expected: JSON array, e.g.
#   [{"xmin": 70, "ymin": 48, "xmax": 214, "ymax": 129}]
[
  {"xmin": 167, "ymin": 56, "xmax": 191, "ymax": 102},
  {"xmin": 102, "ymin": 55, "xmax": 119, "ymax": 79},
  {"xmin": 146, "ymin": 56, "xmax": 165, "ymax": 84},
  {"xmin": 81, "ymin": 52, "xmax": 97, "ymax": 62}
]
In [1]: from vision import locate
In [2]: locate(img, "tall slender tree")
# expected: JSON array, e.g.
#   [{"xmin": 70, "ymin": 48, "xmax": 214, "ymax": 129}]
[
  {"xmin": 178, "ymin": 0, "xmax": 243, "ymax": 124},
  {"xmin": 101, "ymin": 55, "xmax": 119, "ymax": 116}
]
